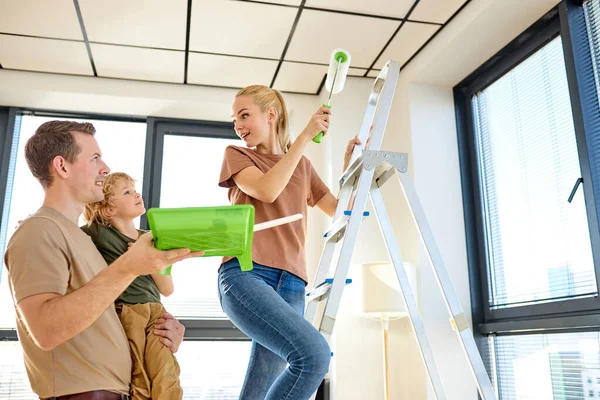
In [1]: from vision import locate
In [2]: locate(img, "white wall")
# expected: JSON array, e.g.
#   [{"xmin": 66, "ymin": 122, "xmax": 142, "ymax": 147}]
[{"xmin": 409, "ymin": 82, "xmax": 474, "ymax": 400}]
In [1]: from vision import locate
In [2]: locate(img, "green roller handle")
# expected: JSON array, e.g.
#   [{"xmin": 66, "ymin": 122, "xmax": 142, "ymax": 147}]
[{"xmin": 313, "ymin": 104, "xmax": 332, "ymax": 143}]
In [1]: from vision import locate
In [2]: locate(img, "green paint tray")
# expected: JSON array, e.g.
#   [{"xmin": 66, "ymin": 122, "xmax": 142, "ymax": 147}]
[{"xmin": 146, "ymin": 205, "xmax": 255, "ymax": 274}]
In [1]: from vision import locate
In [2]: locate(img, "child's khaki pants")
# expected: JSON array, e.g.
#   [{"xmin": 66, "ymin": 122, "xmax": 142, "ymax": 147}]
[{"xmin": 116, "ymin": 302, "xmax": 182, "ymax": 400}]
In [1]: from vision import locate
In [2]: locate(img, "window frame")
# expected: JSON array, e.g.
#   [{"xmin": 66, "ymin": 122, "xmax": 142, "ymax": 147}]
[
  {"xmin": 455, "ymin": 0, "xmax": 600, "ymax": 335},
  {"xmin": 143, "ymin": 117, "xmax": 247, "ymax": 339},
  {"xmin": 0, "ymin": 108, "xmax": 248, "ymax": 341}
]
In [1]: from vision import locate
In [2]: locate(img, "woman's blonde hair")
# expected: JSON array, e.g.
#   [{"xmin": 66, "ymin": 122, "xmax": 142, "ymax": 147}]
[
  {"xmin": 236, "ymin": 85, "xmax": 291, "ymax": 153},
  {"xmin": 84, "ymin": 172, "xmax": 136, "ymax": 227}
]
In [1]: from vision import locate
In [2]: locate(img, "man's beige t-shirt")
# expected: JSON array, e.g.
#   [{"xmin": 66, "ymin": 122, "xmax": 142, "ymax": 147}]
[
  {"xmin": 219, "ymin": 145, "xmax": 330, "ymax": 283},
  {"xmin": 4, "ymin": 207, "xmax": 131, "ymax": 398}
]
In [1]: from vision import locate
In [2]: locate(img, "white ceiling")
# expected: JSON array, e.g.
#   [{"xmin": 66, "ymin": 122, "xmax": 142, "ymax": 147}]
[{"xmin": 0, "ymin": 0, "xmax": 469, "ymax": 95}]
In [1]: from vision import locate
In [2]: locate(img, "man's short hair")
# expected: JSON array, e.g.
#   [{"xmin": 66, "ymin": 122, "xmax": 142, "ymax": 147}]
[{"xmin": 25, "ymin": 120, "xmax": 96, "ymax": 188}]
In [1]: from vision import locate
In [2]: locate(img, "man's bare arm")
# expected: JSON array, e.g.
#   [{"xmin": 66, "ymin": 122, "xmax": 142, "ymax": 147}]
[{"xmin": 17, "ymin": 233, "xmax": 201, "ymax": 351}]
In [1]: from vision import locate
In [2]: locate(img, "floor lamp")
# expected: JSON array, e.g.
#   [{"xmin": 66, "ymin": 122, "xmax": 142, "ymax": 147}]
[{"xmin": 360, "ymin": 261, "xmax": 417, "ymax": 400}]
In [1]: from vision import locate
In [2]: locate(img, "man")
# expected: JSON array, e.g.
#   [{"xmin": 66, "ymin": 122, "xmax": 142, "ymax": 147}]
[{"xmin": 4, "ymin": 120, "xmax": 200, "ymax": 400}]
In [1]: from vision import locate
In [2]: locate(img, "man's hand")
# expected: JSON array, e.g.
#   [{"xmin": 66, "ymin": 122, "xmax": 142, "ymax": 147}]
[
  {"xmin": 121, "ymin": 232, "xmax": 203, "ymax": 277},
  {"xmin": 154, "ymin": 312, "xmax": 185, "ymax": 353}
]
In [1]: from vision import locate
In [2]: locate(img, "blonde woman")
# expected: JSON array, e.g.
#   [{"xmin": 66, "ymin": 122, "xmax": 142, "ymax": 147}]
[{"xmin": 218, "ymin": 85, "xmax": 358, "ymax": 399}]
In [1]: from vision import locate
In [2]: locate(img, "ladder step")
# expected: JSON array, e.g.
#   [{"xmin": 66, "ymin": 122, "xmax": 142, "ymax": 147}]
[
  {"xmin": 306, "ymin": 278, "xmax": 352, "ymax": 303},
  {"xmin": 339, "ymin": 157, "xmax": 363, "ymax": 188},
  {"xmin": 344, "ymin": 210, "xmax": 370, "ymax": 216},
  {"xmin": 323, "ymin": 211, "xmax": 370, "ymax": 241}
]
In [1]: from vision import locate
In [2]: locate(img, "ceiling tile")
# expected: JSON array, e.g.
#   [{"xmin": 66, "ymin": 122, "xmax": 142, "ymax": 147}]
[
  {"xmin": 91, "ymin": 43, "xmax": 184, "ymax": 83},
  {"xmin": 367, "ymin": 69, "xmax": 381, "ymax": 78},
  {"xmin": 79, "ymin": 0, "xmax": 187, "ymax": 50},
  {"xmin": 0, "ymin": 0, "xmax": 82, "ymax": 40},
  {"xmin": 273, "ymin": 63, "xmax": 326, "ymax": 94},
  {"xmin": 306, "ymin": 0, "xmax": 413, "ymax": 19},
  {"xmin": 187, "ymin": 53, "xmax": 277, "ymax": 88},
  {"xmin": 252, "ymin": 0, "xmax": 302, "ymax": 5},
  {"xmin": 374, "ymin": 22, "xmax": 439, "ymax": 69},
  {"xmin": 189, "ymin": 0, "xmax": 297, "ymax": 59},
  {"xmin": 273, "ymin": 63, "xmax": 369, "ymax": 93},
  {"xmin": 411, "ymin": 0, "xmax": 466, "ymax": 24},
  {"xmin": 285, "ymin": 10, "xmax": 399, "ymax": 68},
  {"xmin": 0, "ymin": 35, "xmax": 92, "ymax": 75}
]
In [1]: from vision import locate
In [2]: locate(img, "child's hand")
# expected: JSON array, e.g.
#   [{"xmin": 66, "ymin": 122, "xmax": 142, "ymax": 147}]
[
  {"xmin": 299, "ymin": 106, "xmax": 332, "ymax": 143},
  {"xmin": 343, "ymin": 136, "xmax": 362, "ymax": 171}
]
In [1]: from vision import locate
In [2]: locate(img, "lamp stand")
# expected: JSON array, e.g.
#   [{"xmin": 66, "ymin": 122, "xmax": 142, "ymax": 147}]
[{"xmin": 381, "ymin": 315, "xmax": 390, "ymax": 400}]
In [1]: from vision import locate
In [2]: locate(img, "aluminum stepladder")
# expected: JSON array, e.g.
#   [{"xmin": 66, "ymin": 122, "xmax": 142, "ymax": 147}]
[{"xmin": 305, "ymin": 60, "xmax": 497, "ymax": 400}]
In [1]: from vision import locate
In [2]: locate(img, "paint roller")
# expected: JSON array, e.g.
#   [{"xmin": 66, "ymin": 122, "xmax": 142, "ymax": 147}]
[{"xmin": 313, "ymin": 48, "xmax": 352, "ymax": 143}]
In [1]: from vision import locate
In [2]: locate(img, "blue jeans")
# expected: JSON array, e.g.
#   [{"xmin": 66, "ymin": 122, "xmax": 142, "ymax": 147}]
[{"xmin": 218, "ymin": 259, "xmax": 331, "ymax": 400}]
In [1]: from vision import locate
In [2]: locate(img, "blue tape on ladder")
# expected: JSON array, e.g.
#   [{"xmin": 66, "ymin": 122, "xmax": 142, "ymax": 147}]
[
  {"xmin": 324, "ymin": 278, "xmax": 352, "ymax": 284},
  {"xmin": 344, "ymin": 210, "xmax": 370, "ymax": 216}
]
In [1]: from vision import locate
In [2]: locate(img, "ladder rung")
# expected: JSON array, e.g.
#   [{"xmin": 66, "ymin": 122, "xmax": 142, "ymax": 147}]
[
  {"xmin": 343, "ymin": 210, "xmax": 370, "ymax": 216},
  {"xmin": 339, "ymin": 156, "xmax": 363, "ymax": 188},
  {"xmin": 322, "ymin": 216, "xmax": 349, "ymax": 240},
  {"xmin": 306, "ymin": 279, "xmax": 353, "ymax": 303},
  {"xmin": 323, "ymin": 212, "xmax": 370, "ymax": 240},
  {"xmin": 325, "ymin": 278, "xmax": 352, "ymax": 284}
]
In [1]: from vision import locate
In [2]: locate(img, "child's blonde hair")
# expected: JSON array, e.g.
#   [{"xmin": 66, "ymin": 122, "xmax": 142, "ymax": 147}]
[
  {"xmin": 84, "ymin": 172, "xmax": 136, "ymax": 227},
  {"xmin": 236, "ymin": 85, "xmax": 291, "ymax": 153}
]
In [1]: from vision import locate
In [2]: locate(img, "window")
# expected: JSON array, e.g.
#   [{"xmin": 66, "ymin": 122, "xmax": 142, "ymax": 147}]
[
  {"xmin": 472, "ymin": 36, "xmax": 595, "ymax": 309},
  {"xmin": 584, "ymin": 0, "xmax": 600, "ymax": 105},
  {"xmin": 493, "ymin": 332, "xmax": 600, "ymax": 399},
  {"xmin": 158, "ymin": 134, "xmax": 240, "ymax": 319},
  {"xmin": 0, "ymin": 113, "xmax": 250, "ymax": 399},
  {"xmin": 176, "ymin": 341, "xmax": 251, "ymax": 398},
  {"xmin": 0, "ymin": 340, "xmax": 253, "ymax": 400},
  {"xmin": 456, "ymin": 1, "xmax": 600, "ymax": 399},
  {"xmin": 0, "ymin": 114, "xmax": 147, "ymax": 399},
  {"xmin": 0, "ymin": 342, "xmax": 34, "ymax": 399},
  {"xmin": 0, "ymin": 115, "xmax": 147, "ymax": 329}
]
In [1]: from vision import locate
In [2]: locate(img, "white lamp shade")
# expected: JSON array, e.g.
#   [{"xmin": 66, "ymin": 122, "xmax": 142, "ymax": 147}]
[{"xmin": 360, "ymin": 261, "xmax": 417, "ymax": 318}]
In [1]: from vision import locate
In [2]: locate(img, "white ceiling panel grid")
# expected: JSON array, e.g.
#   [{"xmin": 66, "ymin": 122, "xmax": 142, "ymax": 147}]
[
  {"xmin": 0, "ymin": 0, "xmax": 83, "ymax": 40},
  {"xmin": 273, "ymin": 62, "xmax": 369, "ymax": 93},
  {"xmin": 285, "ymin": 9, "xmax": 400, "ymax": 68},
  {"xmin": 189, "ymin": 0, "xmax": 298, "ymax": 59},
  {"xmin": 251, "ymin": 0, "xmax": 302, "ymax": 5},
  {"xmin": 79, "ymin": 0, "xmax": 188, "ymax": 50},
  {"xmin": 0, "ymin": 0, "xmax": 467, "ymax": 94},
  {"xmin": 375, "ymin": 22, "xmax": 439, "ymax": 69},
  {"xmin": 348, "ymin": 67, "xmax": 368, "ymax": 77},
  {"xmin": 411, "ymin": 0, "xmax": 466, "ymax": 24},
  {"xmin": 0, "ymin": 35, "xmax": 93, "ymax": 75},
  {"xmin": 91, "ymin": 44, "xmax": 185, "ymax": 83},
  {"xmin": 187, "ymin": 53, "xmax": 278, "ymax": 88},
  {"xmin": 305, "ymin": 0, "xmax": 415, "ymax": 19}
]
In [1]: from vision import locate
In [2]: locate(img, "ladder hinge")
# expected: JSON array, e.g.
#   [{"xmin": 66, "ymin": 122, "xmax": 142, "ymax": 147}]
[{"xmin": 362, "ymin": 150, "xmax": 408, "ymax": 173}]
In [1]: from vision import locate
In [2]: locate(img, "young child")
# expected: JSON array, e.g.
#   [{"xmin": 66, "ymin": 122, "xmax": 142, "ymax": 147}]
[
  {"xmin": 82, "ymin": 172, "xmax": 182, "ymax": 400},
  {"xmin": 218, "ymin": 85, "xmax": 359, "ymax": 400}
]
